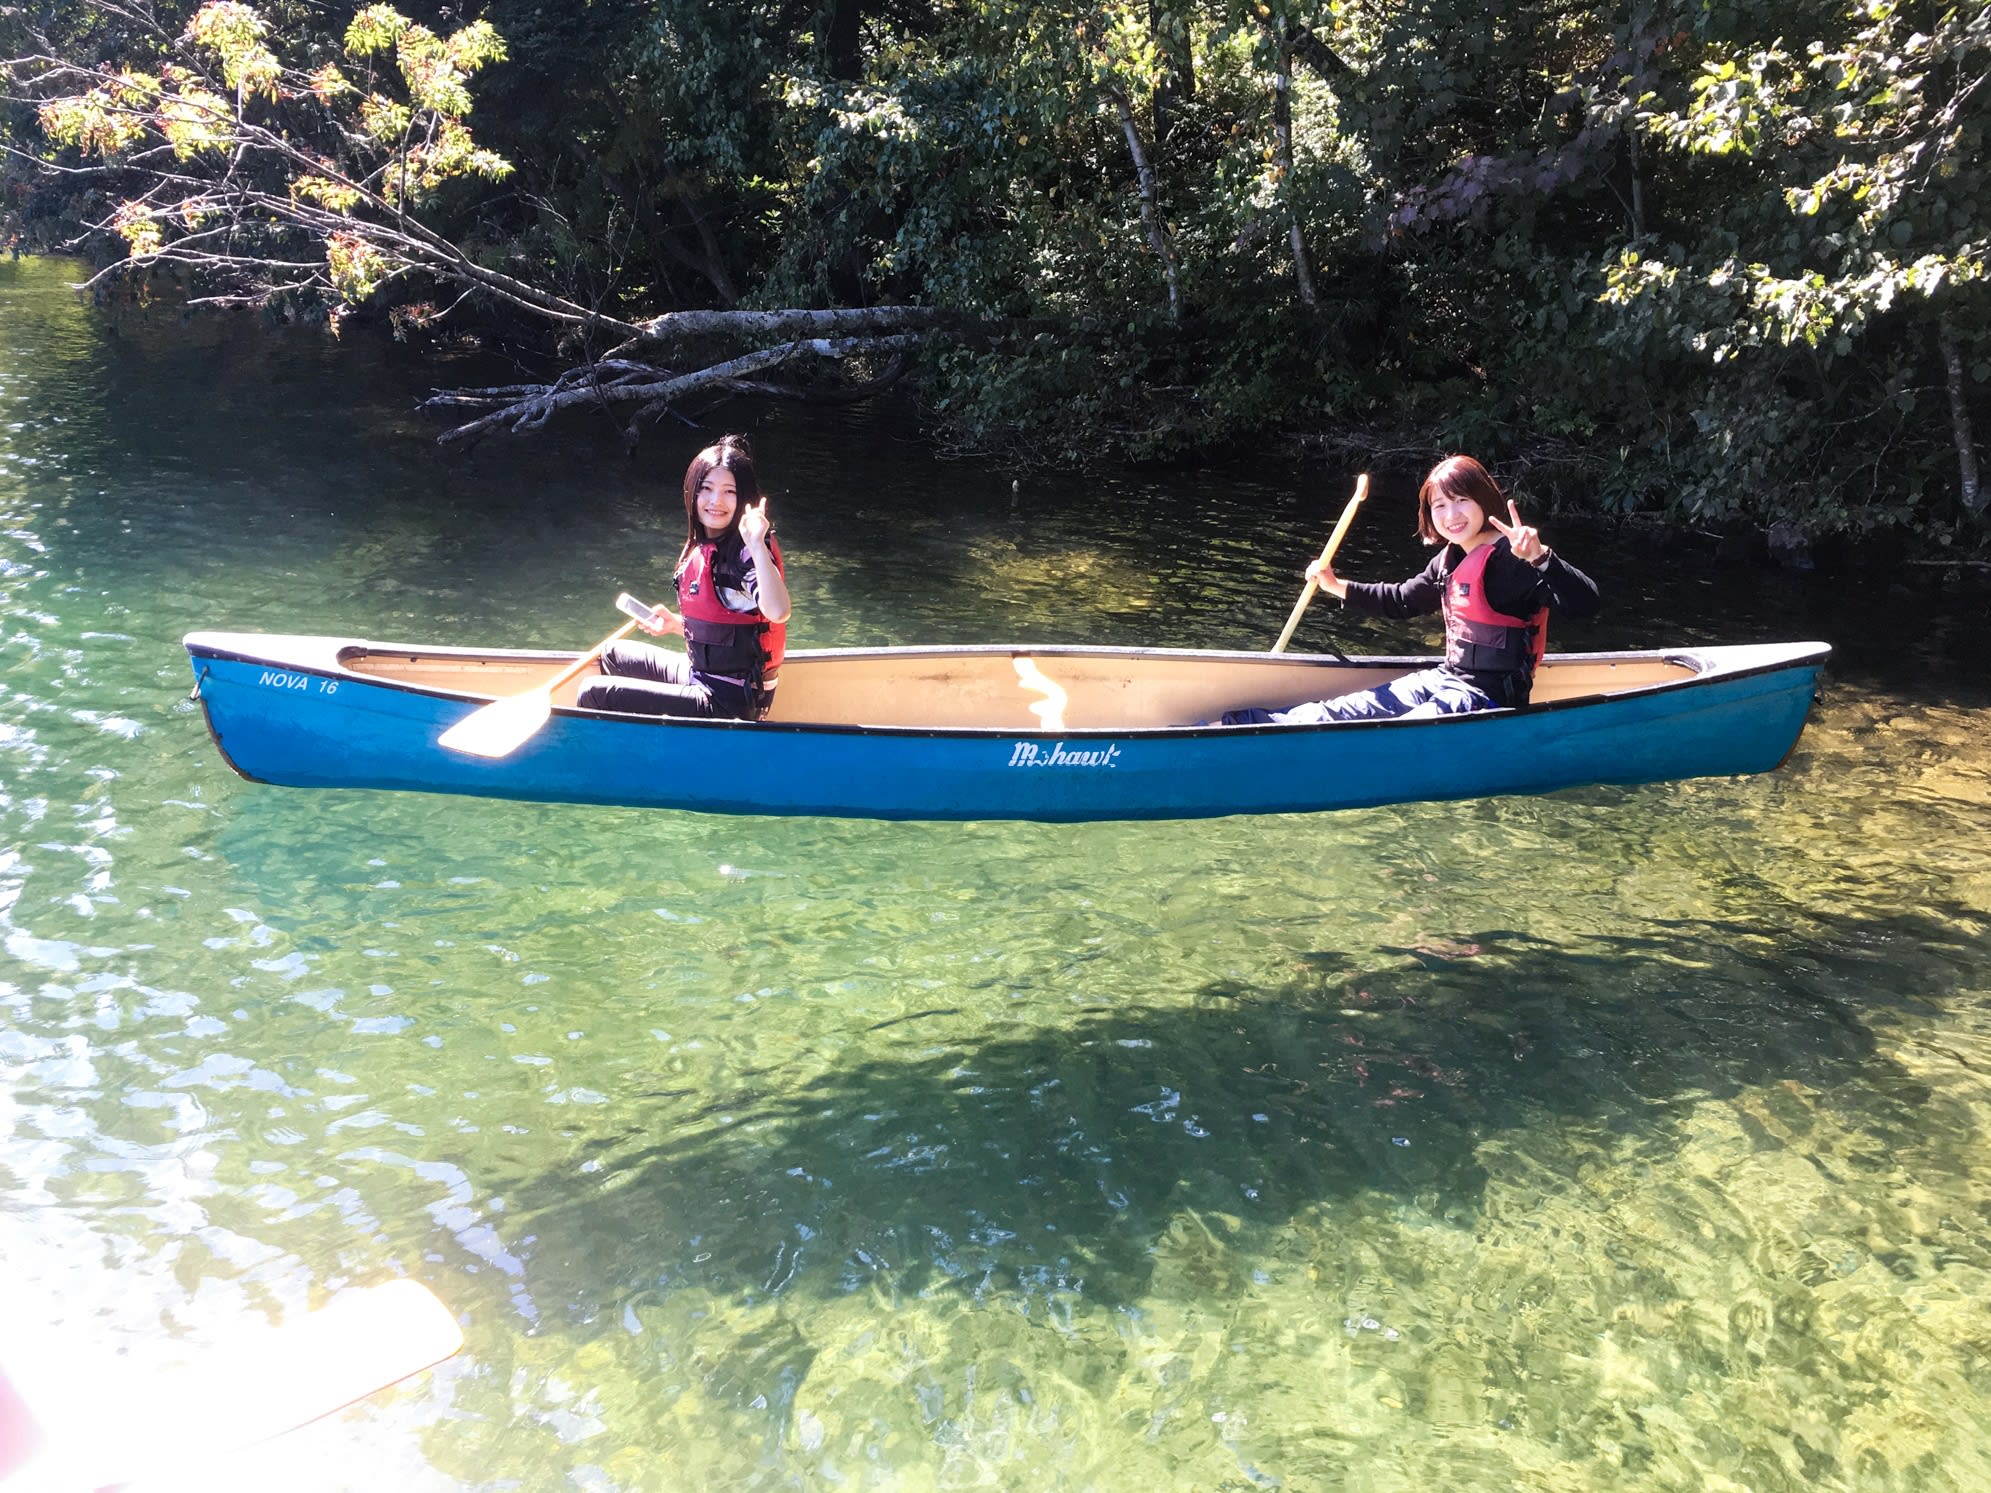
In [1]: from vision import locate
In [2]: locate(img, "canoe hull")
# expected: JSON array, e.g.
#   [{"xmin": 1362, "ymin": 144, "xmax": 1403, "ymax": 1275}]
[{"xmin": 183, "ymin": 636, "xmax": 1828, "ymax": 822}]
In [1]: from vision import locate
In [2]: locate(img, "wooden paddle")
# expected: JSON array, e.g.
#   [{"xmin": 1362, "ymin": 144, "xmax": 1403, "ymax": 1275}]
[
  {"xmin": 438, "ymin": 618, "xmax": 639, "ymax": 759},
  {"xmin": 1271, "ymin": 473, "xmax": 1369, "ymax": 654}
]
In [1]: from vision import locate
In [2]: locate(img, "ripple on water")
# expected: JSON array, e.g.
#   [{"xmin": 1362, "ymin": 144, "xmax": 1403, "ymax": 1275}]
[{"xmin": 4, "ymin": 253, "xmax": 1991, "ymax": 1488}]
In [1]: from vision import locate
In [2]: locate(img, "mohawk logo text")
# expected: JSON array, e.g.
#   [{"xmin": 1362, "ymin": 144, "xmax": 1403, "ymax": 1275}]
[{"xmin": 1007, "ymin": 741, "xmax": 1122, "ymax": 768}]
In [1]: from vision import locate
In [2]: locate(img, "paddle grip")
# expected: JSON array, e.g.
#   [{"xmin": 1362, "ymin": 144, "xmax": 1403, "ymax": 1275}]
[{"xmin": 1311, "ymin": 472, "xmax": 1370, "ymax": 573}]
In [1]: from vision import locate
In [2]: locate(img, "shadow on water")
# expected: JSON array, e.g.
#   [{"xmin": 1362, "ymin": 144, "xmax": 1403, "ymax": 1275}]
[
  {"xmin": 15, "ymin": 253, "xmax": 1991, "ymax": 1489},
  {"xmin": 478, "ymin": 900, "xmax": 1977, "ymax": 1333}
]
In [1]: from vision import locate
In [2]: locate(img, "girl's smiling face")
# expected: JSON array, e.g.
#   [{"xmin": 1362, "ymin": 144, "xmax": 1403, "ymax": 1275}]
[
  {"xmin": 695, "ymin": 467, "xmax": 740, "ymax": 537},
  {"xmin": 1428, "ymin": 491, "xmax": 1490, "ymax": 548}
]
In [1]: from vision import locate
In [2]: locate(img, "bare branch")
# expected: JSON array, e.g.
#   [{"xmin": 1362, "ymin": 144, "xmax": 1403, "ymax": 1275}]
[
  {"xmin": 425, "ymin": 334, "xmax": 926, "ymax": 447},
  {"xmin": 617, "ymin": 305, "xmax": 946, "ymax": 353},
  {"xmin": 1105, "ymin": 85, "xmax": 1181, "ymax": 321}
]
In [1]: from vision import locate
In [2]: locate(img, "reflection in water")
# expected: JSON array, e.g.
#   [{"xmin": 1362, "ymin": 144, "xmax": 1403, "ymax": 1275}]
[{"xmin": 2, "ymin": 254, "xmax": 1991, "ymax": 1490}]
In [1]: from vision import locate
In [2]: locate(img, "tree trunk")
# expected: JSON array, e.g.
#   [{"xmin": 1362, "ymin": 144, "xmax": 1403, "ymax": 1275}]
[
  {"xmin": 1270, "ymin": 29, "xmax": 1317, "ymax": 307},
  {"xmin": 1627, "ymin": 130, "xmax": 1646, "ymax": 241},
  {"xmin": 689, "ymin": 208, "xmax": 740, "ymax": 307},
  {"xmin": 1149, "ymin": 0, "xmax": 1196, "ymax": 145},
  {"xmin": 1284, "ymin": 22, "xmax": 1358, "ymax": 85},
  {"xmin": 823, "ymin": 0, "xmax": 864, "ymax": 82},
  {"xmin": 1626, "ymin": 4, "xmax": 1652, "ymax": 242},
  {"xmin": 1107, "ymin": 86, "xmax": 1182, "ymax": 322},
  {"xmin": 1939, "ymin": 323, "xmax": 1984, "ymax": 516},
  {"xmin": 621, "ymin": 305, "xmax": 944, "ymax": 350}
]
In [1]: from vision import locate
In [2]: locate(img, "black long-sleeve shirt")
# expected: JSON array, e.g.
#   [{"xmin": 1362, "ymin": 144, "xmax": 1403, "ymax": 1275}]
[{"xmin": 1341, "ymin": 538, "xmax": 1601, "ymax": 703}]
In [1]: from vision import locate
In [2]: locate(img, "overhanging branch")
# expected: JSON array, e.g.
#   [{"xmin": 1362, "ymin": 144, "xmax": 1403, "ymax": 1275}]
[
  {"xmin": 423, "ymin": 333, "xmax": 927, "ymax": 447},
  {"xmin": 616, "ymin": 305, "xmax": 948, "ymax": 354}
]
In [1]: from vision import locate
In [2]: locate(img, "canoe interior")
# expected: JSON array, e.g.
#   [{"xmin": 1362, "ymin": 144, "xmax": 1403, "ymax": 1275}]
[{"xmin": 337, "ymin": 645, "xmax": 1700, "ymax": 731}]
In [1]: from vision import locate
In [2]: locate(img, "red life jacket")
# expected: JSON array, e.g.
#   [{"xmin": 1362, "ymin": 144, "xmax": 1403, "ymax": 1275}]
[
  {"xmin": 676, "ymin": 535, "xmax": 785, "ymax": 689},
  {"xmin": 1441, "ymin": 540, "xmax": 1546, "ymax": 679}
]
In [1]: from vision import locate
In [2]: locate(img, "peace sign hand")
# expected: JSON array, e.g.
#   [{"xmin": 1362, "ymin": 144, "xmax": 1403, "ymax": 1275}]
[{"xmin": 1487, "ymin": 500, "xmax": 1549, "ymax": 565}]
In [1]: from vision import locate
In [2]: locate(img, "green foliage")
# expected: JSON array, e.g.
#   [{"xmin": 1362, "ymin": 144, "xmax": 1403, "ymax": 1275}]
[
  {"xmin": 21, "ymin": 2, "xmax": 512, "ymax": 306},
  {"xmin": 1588, "ymin": 0, "xmax": 1991, "ymax": 537},
  {"xmin": 185, "ymin": 0, "xmax": 280, "ymax": 98},
  {"xmin": 8, "ymin": 0, "xmax": 1989, "ymax": 542}
]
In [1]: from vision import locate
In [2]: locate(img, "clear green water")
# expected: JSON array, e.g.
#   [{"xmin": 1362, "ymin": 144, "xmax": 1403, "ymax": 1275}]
[{"xmin": 3, "ymin": 254, "xmax": 1990, "ymax": 1491}]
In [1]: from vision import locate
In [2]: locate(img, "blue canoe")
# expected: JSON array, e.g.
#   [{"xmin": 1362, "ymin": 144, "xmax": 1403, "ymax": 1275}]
[{"xmin": 182, "ymin": 632, "xmax": 1828, "ymax": 822}]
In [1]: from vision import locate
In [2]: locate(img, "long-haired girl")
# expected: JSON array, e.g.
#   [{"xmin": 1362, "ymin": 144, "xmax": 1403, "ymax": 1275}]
[{"xmin": 579, "ymin": 434, "xmax": 792, "ymax": 720}]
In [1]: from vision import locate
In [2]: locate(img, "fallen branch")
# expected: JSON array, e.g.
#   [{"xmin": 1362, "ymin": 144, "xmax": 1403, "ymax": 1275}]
[
  {"xmin": 424, "ymin": 333, "xmax": 926, "ymax": 447},
  {"xmin": 616, "ymin": 305, "xmax": 947, "ymax": 353}
]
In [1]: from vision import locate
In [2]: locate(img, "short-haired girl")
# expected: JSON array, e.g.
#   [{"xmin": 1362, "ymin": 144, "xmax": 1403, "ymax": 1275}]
[{"xmin": 1224, "ymin": 455, "xmax": 1599, "ymax": 723}]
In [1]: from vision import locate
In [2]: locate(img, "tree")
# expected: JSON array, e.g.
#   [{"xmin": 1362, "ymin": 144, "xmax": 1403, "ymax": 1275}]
[
  {"xmin": 4, "ymin": 1, "xmax": 938, "ymax": 444},
  {"xmin": 3, "ymin": 1, "xmax": 1376, "ymax": 460},
  {"xmin": 7, "ymin": 0, "xmax": 1988, "ymax": 545},
  {"xmin": 1599, "ymin": 0, "xmax": 1991, "ymax": 536}
]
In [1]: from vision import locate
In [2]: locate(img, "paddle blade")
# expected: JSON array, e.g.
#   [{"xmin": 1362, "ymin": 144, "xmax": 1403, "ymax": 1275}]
[
  {"xmin": 437, "ymin": 687, "xmax": 554, "ymax": 759},
  {"xmin": 218, "ymin": 1278, "xmax": 463, "ymax": 1443},
  {"xmin": 1, "ymin": 1279, "xmax": 462, "ymax": 1491},
  {"xmin": 138, "ymin": 1279, "xmax": 463, "ymax": 1463}
]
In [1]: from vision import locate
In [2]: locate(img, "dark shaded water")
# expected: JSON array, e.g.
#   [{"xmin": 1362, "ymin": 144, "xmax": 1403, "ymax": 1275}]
[{"xmin": 3, "ymin": 255, "xmax": 1991, "ymax": 1491}]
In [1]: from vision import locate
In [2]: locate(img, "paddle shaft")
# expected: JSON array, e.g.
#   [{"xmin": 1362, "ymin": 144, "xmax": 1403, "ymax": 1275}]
[
  {"xmin": 1271, "ymin": 473, "xmax": 1369, "ymax": 654},
  {"xmin": 541, "ymin": 618, "xmax": 640, "ymax": 697}
]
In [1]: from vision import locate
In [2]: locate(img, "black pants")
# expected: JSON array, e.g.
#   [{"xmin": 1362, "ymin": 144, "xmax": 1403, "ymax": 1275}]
[{"xmin": 575, "ymin": 641, "xmax": 762, "ymax": 720}]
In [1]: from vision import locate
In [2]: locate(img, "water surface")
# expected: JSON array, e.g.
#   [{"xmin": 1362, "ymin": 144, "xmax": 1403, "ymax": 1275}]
[{"xmin": 3, "ymin": 255, "xmax": 1990, "ymax": 1491}]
